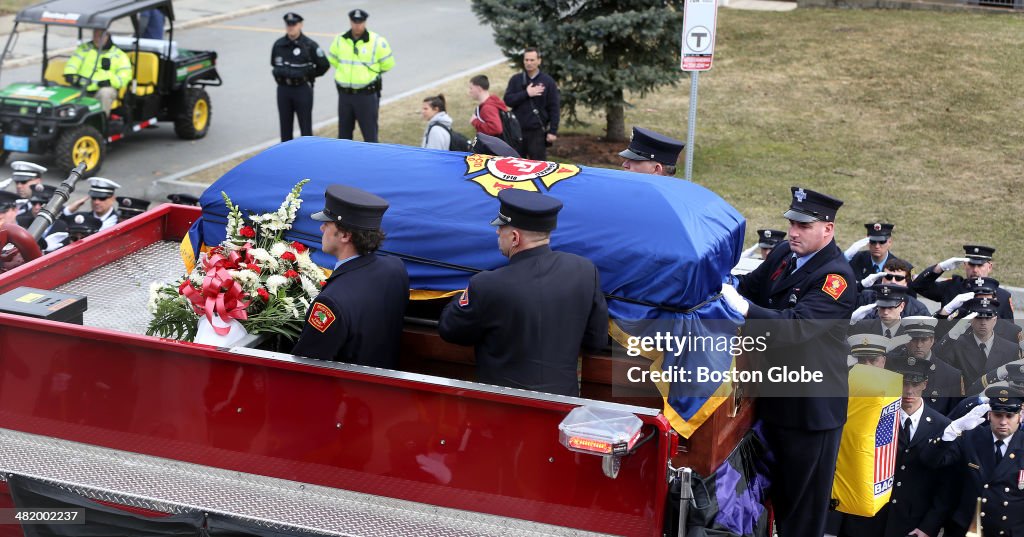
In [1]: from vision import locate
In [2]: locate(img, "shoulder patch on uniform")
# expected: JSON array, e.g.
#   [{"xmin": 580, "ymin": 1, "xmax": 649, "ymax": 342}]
[
  {"xmin": 822, "ymin": 274, "xmax": 847, "ymax": 300},
  {"xmin": 458, "ymin": 288, "xmax": 469, "ymax": 307},
  {"xmin": 308, "ymin": 302, "xmax": 336, "ymax": 333}
]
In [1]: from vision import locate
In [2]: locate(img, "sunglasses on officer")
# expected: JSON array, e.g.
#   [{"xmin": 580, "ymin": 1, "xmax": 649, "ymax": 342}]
[
  {"xmin": 883, "ymin": 273, "xmax": 907, "ymax": 282},
  {"xmin": 869, "ymin": 239, "xmax": 889, "ymax": 245}
]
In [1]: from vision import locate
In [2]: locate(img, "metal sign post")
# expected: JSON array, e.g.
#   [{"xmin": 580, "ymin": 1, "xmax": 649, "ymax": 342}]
[{"xmin": 680, "ymin": 0, "xmax": 719, "ymax": 182}]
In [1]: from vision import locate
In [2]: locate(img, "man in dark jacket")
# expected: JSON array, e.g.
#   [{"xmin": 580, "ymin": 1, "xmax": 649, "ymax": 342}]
[
  {"xmin": 292, "ymin": 185, "xmax": 409, "ymax": 369},
  {"xmin": 438, "ymin": 189, "xmax": 608, "ymax": 397},
  {"xmin": 720, "ymin": 186, "xmax": 856, "ymax": 537},
  {"xmin": 911, "ymin": 244, "xmax": 1014, "ymax": 320},
  {"xmin": 503, "ymin": 48, "xmax": 560, "ymax": 161}
]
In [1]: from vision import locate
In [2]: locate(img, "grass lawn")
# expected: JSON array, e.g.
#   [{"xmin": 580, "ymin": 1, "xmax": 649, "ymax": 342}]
[
  {"xmin": 186, "ymin": 8, "xmax": 1024, "ymax": 283},
  {"xmin": 0, "ymin": 0, "xmax": 35, "ymax": 15}
]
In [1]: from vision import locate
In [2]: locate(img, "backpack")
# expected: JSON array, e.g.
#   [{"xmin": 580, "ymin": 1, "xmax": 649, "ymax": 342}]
[
  {"xmin": 497, "ymin": 109, "xmax": 523, "ymax": 149},
  {"xmin": 430, "ymin": 123, "xmax": 472, "ymax": 152}
]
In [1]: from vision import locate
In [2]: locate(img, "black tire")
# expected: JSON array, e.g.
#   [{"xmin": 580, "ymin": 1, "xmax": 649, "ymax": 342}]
[
  {"xmin": 174, "ymin": 88, "xmax": 211, "ymax": 140},
  {"xmin": 55, "ymin": 124, "xmax": 105, "ymax": 178}
]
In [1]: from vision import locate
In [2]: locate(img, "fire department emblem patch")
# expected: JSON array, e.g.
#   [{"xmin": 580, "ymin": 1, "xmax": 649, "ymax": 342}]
[
  {"xmin": 458, "ymin": 289, "xmax": 469, "ymax": 307},
  {"xmin": 463, "ymin": 155, "xmax": 581, "ymax": 197},
  {"xmin": 822, "ymin": 274, "xmax": 847, "ymax": 300},
  {"xmin": 308, "ymin": 302, "xmax": 335, "ymax": 333}
]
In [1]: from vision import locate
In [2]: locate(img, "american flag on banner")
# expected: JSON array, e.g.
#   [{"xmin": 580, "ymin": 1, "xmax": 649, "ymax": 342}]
[{"xmin": 874, "ymin": 400, "xmax": 900, "ymax": 489}]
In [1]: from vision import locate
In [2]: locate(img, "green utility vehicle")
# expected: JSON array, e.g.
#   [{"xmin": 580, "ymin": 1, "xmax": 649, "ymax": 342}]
[{"xmin": 0, "ymin": 0, "xmax": 221, "ymax": 176}]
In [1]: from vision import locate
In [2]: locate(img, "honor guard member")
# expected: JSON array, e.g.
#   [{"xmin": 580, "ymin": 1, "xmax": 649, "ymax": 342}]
[
  {"xmin": 840, "ymin": 353, "xmax": 956, "ymax": 537},
  {"xmin": 473, "ymin": 133, "xmax": 520, "ymax": 158},
  {"xmin": 327, "ymin": 9, "xmax": 394, "ymax": 142},
  {"xmin": 9, "ymin": 161, "xmax": 45, "ymax": 215},
  {"xmin": 922, "ymin": 383, "xmax": 1024, "ymax": 537},
  {"xmin": 115, "ymin": 196, "xmax": 150, "ymax": 221},
  {"xmin": 292, "ymin": 185, "xmax": 408, "ymax": 368},
  {"xmin": 619, "ymin": 127, "xmax": 684, "ymax": 176},
  {"xmin": 63, "ymin": 178, "xmax": 121, "ymax": 231},
  {"xmin": 850, "ymin": 283, "xmax": 907, "ymax": 337},
  {"xmin": 720, "ymin": 186, "xmax": 856, "ymax": 537},
  {"xmin": 16, "ymin": 184, "xmax": 59, "ymax": 229},
  {"xmin": 272, "ymin": 12, "xmax": 330, "ymax": 142},
  {"xmin": 936, "ymin": 276, "xmax": 1021, "ymax": 344},
  {"xmin": 950, "ymin": 363, "xmax": 1024, "ymax": 420},
  {"xmin": 66, "ymin": 213, "xmax": 102, "ymax": 242},
  {"xmin": 944, "ymin": 297, "xmax": 1020, "ymax": 390},
  {"xmin": 897, "ymin": 316, "xmax": 965, "ymax": 415},
  {"xmin": 844, "ymin": 222, "xmax": 904, "ymax": 283},
  {"xmin": 847, "ymin": 333, "xmax": 907, "ymax": 368},
  {"xmin": 438, "ymin": 189, "xmax": 609, "ymax": 397},
  {"xmin": 912, "ymin": 244, "xmax": 1014, "ymax": 319}
]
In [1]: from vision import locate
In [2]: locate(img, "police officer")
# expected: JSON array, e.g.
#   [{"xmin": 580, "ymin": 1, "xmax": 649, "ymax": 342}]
[
  {"xmin": 896, "ymin": 316, "xmax": 965, "ymax": 415},
  {"xmin": 922, "ymin": 382, "xmax": 1024, "ymax": 537},
  {"xmin": 9, "ymin": 161, "xmax": 46, "ymax": 216},
  {"xmin": 618, "ymin": 127, "xmax": 684, "ymax": 176},
  {"xmin": 272, "ymin": 12, "xmax": 330, "ymax": 142},
  {"xmin": 438, "ymin": 189, "xmax": 609, "ymax": 397},
  {"xmin": 720, "ymin": 186, "xmax": 856, "ymax": 537},
  {"xmin": 63, "ymin": 177, "xmax": 121, "ymax": 231},
  {"xmin": 292, "ymin": 185, "xmax": 408, "ymax": 368},
  {"xmin": 912, "ymin": 244, "xmax": 1014, "ymax": 320},
  {"xmin": 840, "ymin": 353, "xmax": 956, "ymax": 537},
  {"xmin": 328, "ymin": 9, "xmax": 395, "ymax": 142}
]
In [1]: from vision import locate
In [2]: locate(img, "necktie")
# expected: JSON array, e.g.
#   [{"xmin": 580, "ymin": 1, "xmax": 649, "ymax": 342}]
[
  {"xmin": 979, "ymin": 342, "xmax": 987, "ymax": 354},
  {"xmin": 885, "ymin": 329, "xmax": 892, "ymax": 339},
  {"xmin": 902, "ymin": 417, "xmax": 912, "ymax": 443},
  {"xmin": 995, "ymin": 439, "xmax": 1004, "ymax": 464},
  {"xmin": 784, "ymin": 255, "xmax": 797, "ymax": 278},
  {"xmin": 873, "ymin": 264, "xmax": 881, "ymax": 274}
]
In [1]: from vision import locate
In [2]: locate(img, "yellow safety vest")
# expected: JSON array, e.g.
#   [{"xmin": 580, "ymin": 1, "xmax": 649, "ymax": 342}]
[
  {"xmin": 64, "ymin": 42, "xmax": 133, "ymax": 92},
  {"xmin": 327, "ymin": 30, "xmax": 394, "ymax": 89}
]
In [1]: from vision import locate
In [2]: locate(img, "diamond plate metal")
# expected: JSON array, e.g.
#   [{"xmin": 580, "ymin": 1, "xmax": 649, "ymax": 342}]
[
  {"xmin": 0, "ymin": 428, "xmax": 613, "ymax": 537},
  {"xmin": 54, "ymin": 241, "xmax": 185, "ymax": 335}
]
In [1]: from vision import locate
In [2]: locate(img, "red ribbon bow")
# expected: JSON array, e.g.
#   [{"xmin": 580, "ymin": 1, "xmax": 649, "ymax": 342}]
[{"xmin": 180, "ymin": 250, "xmax": 253, "ymax": 336}]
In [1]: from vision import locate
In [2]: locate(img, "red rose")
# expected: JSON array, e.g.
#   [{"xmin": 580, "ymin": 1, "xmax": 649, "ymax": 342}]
[
  {"xmin": 178, "ymin": 280, "xmax": 191, "ymax": 294},
  {"xmin": 239, "ymin": 226, "xmax": 256, "ymax": 238},
  {"xmin": 284, "ymin": 269, "xmax": 299, "ymax": 279},
  {"xmin": 291, "ymin": 241, "xmax": 307, "ymax": 254},
  {"xmin": 319, "ymin": 280, "xmax": 326, "ymax": 287},
  {"xmin": 249, "ymin": 264, "xmax": 262, "ymax": 274},
  {"xmin": 257, "ymin": 288, "xmax": 270, "ymax": 302},
  {"xmin": 281, "ymin": 251, "xmax": 297, "ymax": 262}
]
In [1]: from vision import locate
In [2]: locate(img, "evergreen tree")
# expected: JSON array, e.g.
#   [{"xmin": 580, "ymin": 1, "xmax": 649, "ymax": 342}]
[{"xmin": 471, "ymin": 0, "xmax": 686, "ymax": 142}]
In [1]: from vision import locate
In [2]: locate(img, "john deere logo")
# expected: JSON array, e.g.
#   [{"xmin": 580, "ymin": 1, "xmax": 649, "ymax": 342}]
[{"xmin": 464, "ymin": 155, "xmax": 580, "ymax": 197}]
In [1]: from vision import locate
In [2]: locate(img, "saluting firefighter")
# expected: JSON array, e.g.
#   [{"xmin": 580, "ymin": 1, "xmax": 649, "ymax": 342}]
[
  {"xmin": 272, "ymin": 12, "xmax": 330, "ymax": 142},
  {"xmin": 63, "ymin": 177, "xmax": 122, "ymax": 231},
  {"xmin": 922, "ymin": 382, "xmax": 1024, "ymax": 537},
  {"xmin": 327, "ymin": 9, "xmax": 394, "ymax": 143},
  {"xmin": 292, "ymin": 185, "xmax": 408, "ymax": 369}
]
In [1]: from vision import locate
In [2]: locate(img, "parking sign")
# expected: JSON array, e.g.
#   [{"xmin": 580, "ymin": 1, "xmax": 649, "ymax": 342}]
[{"xmin": 680, "ymin": 0, "xmax": 719, "ymax": 71}]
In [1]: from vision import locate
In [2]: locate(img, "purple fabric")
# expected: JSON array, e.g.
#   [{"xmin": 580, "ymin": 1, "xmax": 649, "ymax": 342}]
[{"xmin": 711, "ymin": 422, "xmax": 772, "ymax": 536}]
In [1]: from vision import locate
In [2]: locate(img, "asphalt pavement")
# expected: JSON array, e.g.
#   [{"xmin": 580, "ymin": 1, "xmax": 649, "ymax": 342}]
[{"xmin": 0, "ymin": 0, "xmax": 502, "ymax": 199}]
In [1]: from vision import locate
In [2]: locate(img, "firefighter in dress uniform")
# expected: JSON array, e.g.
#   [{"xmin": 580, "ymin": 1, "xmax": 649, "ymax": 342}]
[
  {"xmin": 438, "ymin": 189, "xmax": 609, "ymax": 397},
  {"xmin": 720, "ymin": 186, "xmax": 856, "ymax": 537},
  {"xmin": 8, "ymin": 161, "xmax": 45, "ymax": 217},
  {"xmin": 63, "ymin": 178, "xmax": 122, "ymax": 231},
  {"xmin": 922, "ymin": 382, "xmax": 1024, "ymax": 537},
  {"xmin": 292, "ymin": 185, "xmax": 408, "ymax": 369},
  {"xmin": 618, "ymin": 127, "xmax": 684, "ymax": 176},
  {"xmin": 272, "ymin": 12, "xmax": 330, "ymax": 142}
]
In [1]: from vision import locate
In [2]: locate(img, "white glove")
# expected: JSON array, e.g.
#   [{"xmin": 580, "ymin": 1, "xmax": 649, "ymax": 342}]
[
  {"xmin": 720, "ymin": 283, "xmax": 749, "ymax": 317},
  {"xmin": 940, "ymin": 291, "xmax": 976, "ymax": 316},
  {"xmin": 860, "ymin": 272, "xmax": 886, "ymax": 288},
  {"xmin": 43, "ymin": 232, "xmax": 68, "ymax": 253},
  {"xmin": 850, "ymin": 303, "xmax": 877, "ymax": 323},
  {"xmin": 943, "ymin": 403, "xmax": 990, "ymax": 440},
  {"xmin": 740, "ymin": 244, "xmax": 759, "ymax": 259},
  {"xmin": 946, "ymin": 311, "xmax": 979, "ymax": 341},
  {"xmin": 995, "ymin": 358, "xmax": 1024, "ymax": 381},
  {"xmin": 938, "ymin": 257, "xmax": 970, "ymax": 272},
  {"xmin": 844, "ymin": 237, "xmax": 871, "ymax": 260}
]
